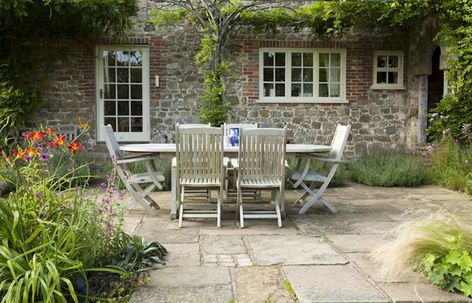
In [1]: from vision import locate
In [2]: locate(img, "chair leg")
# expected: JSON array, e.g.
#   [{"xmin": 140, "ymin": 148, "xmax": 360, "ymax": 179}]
[
  {"xmin": 179, "ymin": 203, "xmax": 184, "ymax": 228},
  {"xmin": 275, "ymin": 198, "xmax": 282, "ymax": 228},
  {"xmin": 319, "ymin": 197, "xmax": 338, "ymax": 213},
  {"xmin": 299, "ymin": 181, "xmax": 330, "ymax": 214},
  {"xmin": 239, "ymin": 203, "xmax": 244, "ymax": 228},
  {"xmin": 217, "ymin": 193, "xmax": 221, "ymax": 228}
]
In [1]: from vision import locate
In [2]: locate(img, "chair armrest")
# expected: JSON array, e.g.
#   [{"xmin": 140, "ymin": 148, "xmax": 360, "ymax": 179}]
[{"xmin": 116, "ymin": 155, "xmax": 157, "ymax": 164}]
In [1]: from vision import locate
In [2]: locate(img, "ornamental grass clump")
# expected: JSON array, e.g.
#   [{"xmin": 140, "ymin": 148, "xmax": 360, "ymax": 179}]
[
  {"xmin": 372, "ymin": 212, "xmax": 472, "ymax": 297},
  {"xmin": 350, "ymin": 153, "xmax": 429, "ymax": 187}
]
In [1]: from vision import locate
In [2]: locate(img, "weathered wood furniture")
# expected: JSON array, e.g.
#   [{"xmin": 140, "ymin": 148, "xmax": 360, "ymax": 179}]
[
  {"xmin": 291, "ymin": 124, "xmax": 351, "ymax": 214},
  {"xmin": 176, "ymin": 126, "xmax": 225, "ymax": 228},
  {"xmin": 120, "ymin": 143, "xmax": 331, "ymax": 218},
  {"xmin": 102, "ymin": 124, "xmax": 165, "ymax": 213},
  {"xmin": 237, "ymin": 128, "xmax": 286, "ymax": 228}
]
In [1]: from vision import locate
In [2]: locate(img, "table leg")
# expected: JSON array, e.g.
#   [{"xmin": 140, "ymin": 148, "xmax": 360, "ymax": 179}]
[{"xmin": 171, "ymin": 160, "xmax": 177, "ymax": 219}]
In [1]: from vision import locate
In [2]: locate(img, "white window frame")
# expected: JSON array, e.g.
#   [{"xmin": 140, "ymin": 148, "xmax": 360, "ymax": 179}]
[
  {"xmin": 258, "ymin": 48, "xmax": 347, "ymax": 103},
  {"xmin": 372, "ymin": 51, "xmax": 404, "ymax": 90},
  {"xmin": 96, "ymin": 45, "xmax": 150, "ymax": 142}
]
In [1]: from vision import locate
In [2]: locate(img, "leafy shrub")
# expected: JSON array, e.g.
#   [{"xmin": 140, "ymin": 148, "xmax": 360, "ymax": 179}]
[
  {"xmin": 372, "ymin": 212, "xmax": 472, "ymax": 298},
  {"xmin": 350, "ymin": 153, "xmax": 430, "ymax": 187},
  {"xmin": 428, "ymin": 135, "xmax": 472, "ymax": 194}
]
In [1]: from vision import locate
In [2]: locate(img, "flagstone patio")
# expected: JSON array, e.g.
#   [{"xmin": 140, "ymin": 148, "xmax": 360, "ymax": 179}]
[{"xmin": 126, "ymin": 183, "xmax": 472, "ymax": 303}]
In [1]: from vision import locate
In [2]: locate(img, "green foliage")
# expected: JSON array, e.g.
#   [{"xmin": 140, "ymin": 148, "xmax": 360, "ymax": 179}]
[
  {"xmin": 428, "ymin": 135, "xmax": 472, "ymax": 194},
  {"xmin": 372, "ymin": 212, "xmax": 472, "ymax": 298},
  {"xmin": 350, "ymin": 153, "xmax": 429, "ymax": 187},
  {"xmin": 151, "ymin": 8, "xmax": 188, "ymax": 26}
]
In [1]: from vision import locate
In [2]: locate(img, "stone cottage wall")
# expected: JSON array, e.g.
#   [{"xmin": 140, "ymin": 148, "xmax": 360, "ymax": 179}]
[{"xmin": 36, "ymin": 21, "xmax": 418, "ymax": 158}]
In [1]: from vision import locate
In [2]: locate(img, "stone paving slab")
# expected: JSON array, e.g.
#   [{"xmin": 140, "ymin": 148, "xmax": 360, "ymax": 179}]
[
  {"xmin": 346, "ymin": 253, "xmax": 426, "ymax": 283},
  {"xmin": 352, "ymin": 221, "xmax": 400, "ymax": 234},
  {"xmin": 130, "ymin": 285, "xmax": 233, "ymax": 303},
  {"xmin": 292, "ymin": 214, "xmax": 359, "ymax": 235},
  {"xmin": 149, "ymin": 266, "xmax": 231, "ymax": 287},
  {"xmin": 379, "ymin": 282, "xmax": 472, "ymax": 302},
  {"xmin": 246, "ymin": 235, "xmax": 347, "ymax": 265},
  {"xmin": 163, "ymin": 243, "xmax": 200, "ymax": 267},
  {"xmin": 233, "ymin": 266, "xmax": 296, "ymax": 303},
  {"xmin": 283, "ymin": 265, "xmax": 388, "ymax": 303},
  {"xmin": 327, "ymin": 234, "xmax": 390, "ymax": 253},
  {"xmin": 201, "ymin": 235, "xmax": 247, "ymax": 255},
  {"xmin": 136, "ymin": 228, "xmax": 200, "ymax": 244}
]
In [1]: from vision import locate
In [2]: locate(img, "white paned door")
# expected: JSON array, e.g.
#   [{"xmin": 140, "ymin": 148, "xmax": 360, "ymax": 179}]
[{"xmin": 96, "ymin": 46, "xmax": 150, "ymax": 142}]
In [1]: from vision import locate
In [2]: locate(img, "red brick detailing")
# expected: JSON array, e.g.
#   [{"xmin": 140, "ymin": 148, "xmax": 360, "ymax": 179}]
[{"xmin": 242, "ymin": 39, "xmax": 409, "ymax": 106}]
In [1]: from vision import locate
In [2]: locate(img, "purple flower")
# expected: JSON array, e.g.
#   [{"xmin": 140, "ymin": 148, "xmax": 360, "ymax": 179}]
[
  {"xmin": 0, "ymin": 182, "xmax": 6, "ymax": 191},
  {"xmin": 426, "ymin": 145, "xmax": 434, "ymax": 153},
  {"xmin": 99, "ymin": 182, "xmax": 107, "ymax": 189},
  {"xmin": 107, "ymin": 174, "xmax": 115, "ymax": 182},
  {"xmin": 39, "ymin": 153, "xmax": 49, "ymax": 161}
]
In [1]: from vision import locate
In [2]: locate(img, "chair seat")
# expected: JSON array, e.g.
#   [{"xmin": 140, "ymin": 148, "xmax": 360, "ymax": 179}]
[
  {"xmin": 180, "ymin": 177, "xmax": 222, "ymax": 187},
  {"xmin": 291, "ymin": 171, "xmax": 327, "ymax": 183},
  {"xmin": 129, "ymin": 172, "xmax": 165, "ymax": 184},
  {"xmin": 239, "ymin": 176, "xmax": 282, "ymax": 188}
]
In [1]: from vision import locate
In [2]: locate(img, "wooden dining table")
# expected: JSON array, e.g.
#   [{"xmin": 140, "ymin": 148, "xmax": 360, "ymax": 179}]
[{"xmin": 120, "ymin": 143, "xmax": 331, "ymax": 218}]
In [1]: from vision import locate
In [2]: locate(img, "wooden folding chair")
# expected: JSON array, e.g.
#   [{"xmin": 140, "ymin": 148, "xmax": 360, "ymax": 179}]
[
  {"xmin": 291, "ymin": 124, "xmax": 351, "ymax": 214},
  {"xmin": 237, "ymin": 128, "xmax": 286, "ymax": 228},
  {"xmin": 176, "ymin": 126, "xmax": 225, "ymax": 228},
  {"xmin": 102, "ymin": 124, "xmax": 165, "ymax": 214}
]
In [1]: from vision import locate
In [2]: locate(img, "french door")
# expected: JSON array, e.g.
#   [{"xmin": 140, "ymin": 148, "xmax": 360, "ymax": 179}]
[{"xmin": 96, "ymin": 46, "xmax": 150, "ymax": 141}]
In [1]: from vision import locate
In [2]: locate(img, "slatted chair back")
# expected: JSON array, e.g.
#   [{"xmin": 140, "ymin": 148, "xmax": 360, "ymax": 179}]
[
  {"xmin": 176, "ymin": 126, "xmax": 225, "ymax": 182},
  {"xmin": 177, "ymin": 123, "xmax": 211, "ymax": 129},
  {"xmin": 238, "ymin": 128, "xmax": 286, "ymax": 181},
  {"xmin": 103, "ymin": 124, "xmax": 124, "ymax": 161},
  {"xmin": 328, "ymin": 124, "xmax": 351, "ymax": 161}
]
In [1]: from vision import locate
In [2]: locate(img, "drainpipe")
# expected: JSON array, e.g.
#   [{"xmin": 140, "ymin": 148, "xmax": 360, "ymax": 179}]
[{"xmin": 418, "ymin": 75, "xmax": 428, "ymax": 145}]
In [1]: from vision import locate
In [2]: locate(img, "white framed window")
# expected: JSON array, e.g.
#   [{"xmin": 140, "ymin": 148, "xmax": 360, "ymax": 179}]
[
  {"xmin": 258, "ymin": 48, "xmax": 347, "ymax": 103},
  {"xmin": 372, "ymin": 51, "xmax": 404, "ymax": 90},
  {"xmin": 96, "ymin": 46, "xmax": 150, "ymax": 142}
]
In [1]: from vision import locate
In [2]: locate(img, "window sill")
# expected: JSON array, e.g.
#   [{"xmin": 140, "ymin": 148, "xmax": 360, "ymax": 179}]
[
  {"xmin": 257, "ymin": 99, "xmax": 349, "ymax": 104},
  {"xmin": 370, "ymin": 85, "xmax": 406, "ymax": 90}
]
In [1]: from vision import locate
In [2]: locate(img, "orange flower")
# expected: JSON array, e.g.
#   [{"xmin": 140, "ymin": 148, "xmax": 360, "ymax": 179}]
[
  {"xmin": 79, "ymin": 118, "xmax": 89, "ymax": 131},
  {"xmin": 24, "ymin": 131, "xmax": 46, "ymax": 141},
  {"xmin": 46, "ymin": 127, "xmax": 57, "ymax": 138},
  {"xmin": 68, "ymin": 139, "xmax": 85, "ymax": 154},
  {"xmin": 15, "ymin": 148, "xmax": 26, "ymax": 160},
  {"xmin": 25, "ymin": 148, "xmax": 39, "ymax": 157},
  {"xmin": 48, "ymin": 134, "xmax": 66, "ymax": 147}
]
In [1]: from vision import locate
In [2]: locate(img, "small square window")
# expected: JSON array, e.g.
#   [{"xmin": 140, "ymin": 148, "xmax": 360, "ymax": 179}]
[{"xmin": 372, "ymin": 51, "xmax": 404, "ymax": 90}]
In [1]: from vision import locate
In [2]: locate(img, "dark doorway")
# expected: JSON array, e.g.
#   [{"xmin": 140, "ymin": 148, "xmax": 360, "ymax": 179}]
[{"xmin": 428, "ymin": 46, "xmax": 444, "ymax": 112}]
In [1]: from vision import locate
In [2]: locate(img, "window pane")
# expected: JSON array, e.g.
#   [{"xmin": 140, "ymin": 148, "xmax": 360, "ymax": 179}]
[
  {"xmin": 107, "ymin": 68, "xmax": 116, "ymax": 82},
  {"xmin": 388, "ymin": 56, "xmax": 398, "ymax": 68},
  {"xmin": 104, "ymin": 101, "xmax": 116, "ymax": 115},
  {"xmin": 275, "ymin": 53, "xmax": 285, "ymax": 66},
  {"xmin": 130, "ymin": 69, "xmax": 142, "ymax": 83},
  {"xmin": 303, "ymin": 53, "xmax": 313, "ymax": 67},
  {"xmin": 377, "ymin": 56, "xmax": 387, "ymax": 68},
  {"xmin": 117, "ymin": 85, "xmax": 129, "ymax": 99},
  {"xmin": 292, "ymin": 53, "xmax": 301, "ymax": 66},
  {"xmin": 275, "ymin": 84, "xmax": 285, "ymax": 96},
  {"xmin": 291, "ymin": 84, "xmax": 301, "ymax": 97},
  {"xmin": 319, "ymin": 84, "xmax": 329, "ymax": 97},
  {"xmin": 131, "ymin": 117, "xmax": 143, "ymax": 132},
  {"xmin": 388, "ymin": 72, "xmax": 398, "ymax": 84},
  {"xmin": 118, "ymin": 101, "xmax": 129, "ymax": 115},
  {"xmin": 131, "ymin": 85, "xmax": 142, "ymax": 99},
  {"xmin": 116, "ymin": 51, "xmax": 129, "ymax": 66},
  {"xmin": 275, "ymin": 68, "xmax": 285, "ymax": 82},
  {"xmin": 104, "ymin": 84, "xmax": 116, "ymax": 99},
  {"xmin": 303, "ymin": 84, "xmax": 313, "ymax": 97},
  {"xmin": 331, "ymin": 53, "xmax": 341, "ymax": 67},
  {"xmin": 330, "ymin": 84, "xmax": 340, "ymax": 97},
  {"xmin": 319, "ymin": 54, "xmax": 329, "ymax": 67},
  {"xmin": 264, "ymin": 83, "xmax": 274, "ymax": 97},
  {"xmin": 264, "ymin": 68, "xmax": 274, "ymax": 81},
  {"xmin": 118, "ymin": 117, "xmax": 129, "ymax": 132},
  {"xmin": 303, "ymin": 68, "xmax": 313, "ymax": 82},
  {"xmin": 319, "ymin": 68, "xmax": 328, "ymax": 82},
  {"xmin": 377, "ymin": 72, "xmax": 387, "ymax": 83},
  {"xmin": 129, "ymin": 51, "xmax": 143, "ymax": 66},
  {"xmin": 106, "ymin": 51, "xmax": 116, "ymax": 66},
  {"xmin": 264, "ymin": 52, "xmax": 274, "ymax": 66},
  {"xmin": 292, "ymin": 68, "xmax": 301, "ymax": 82},
  {"xmin": 131, "ymin": 101, "xmax": 142, "ymax": 115},
  {"xmin": 117, "ymin": 68, "xmax": 129, "ymax": 83},
  {"xmin": 104, "ymin": 117, "xmax": 116, "ymax": 130},
  {"xmin": 330, "ymin": 68, "xmax": 340, "ymax": 82}
]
